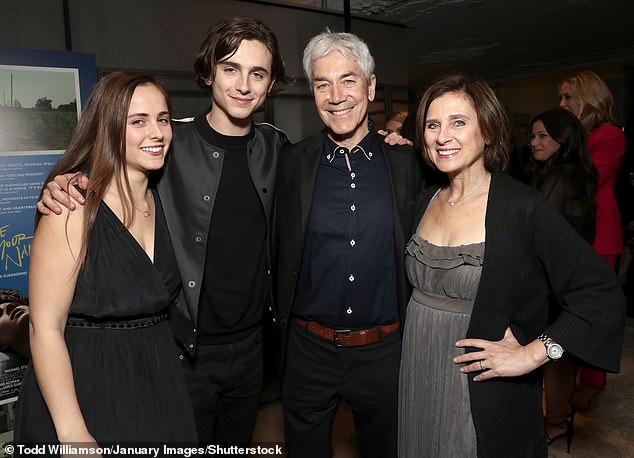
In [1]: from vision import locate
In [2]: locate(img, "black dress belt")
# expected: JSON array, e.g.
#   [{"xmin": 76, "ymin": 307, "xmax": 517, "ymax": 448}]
[{"xmin": 66, "ymin": 313, "xmax": 168, "ymax": 329}]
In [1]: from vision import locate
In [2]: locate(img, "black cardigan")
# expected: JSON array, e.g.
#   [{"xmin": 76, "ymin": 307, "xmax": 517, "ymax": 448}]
[{"xmin": 413, "ymin": 172, "xmax": 625, "ymax": 457}]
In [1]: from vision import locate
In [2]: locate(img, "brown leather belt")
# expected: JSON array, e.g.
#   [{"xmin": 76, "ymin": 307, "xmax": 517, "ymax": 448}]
[{"xmin": 295, "ymin": 317, "xmax": 400, "ymax": 347}]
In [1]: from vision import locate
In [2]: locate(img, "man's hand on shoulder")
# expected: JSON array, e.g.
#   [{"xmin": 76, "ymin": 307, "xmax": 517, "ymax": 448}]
[
  {"xmin": 378, "ymin": 129, "xmax": 413, "ymax": 146},
  {"xmin": 37, "ymin": 173, "xmax": 89, "ymax": 215}
]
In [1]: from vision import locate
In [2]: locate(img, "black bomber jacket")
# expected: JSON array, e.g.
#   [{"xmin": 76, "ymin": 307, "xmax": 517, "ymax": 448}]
[{"xmin": 157, "ymin": 117, "xmax": 288, "ymax": 356}]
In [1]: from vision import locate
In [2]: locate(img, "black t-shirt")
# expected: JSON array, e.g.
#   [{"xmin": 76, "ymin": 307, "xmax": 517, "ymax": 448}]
[{"xmin": 195, "ymin": 117, "xmax": 267, "ymax": 343}]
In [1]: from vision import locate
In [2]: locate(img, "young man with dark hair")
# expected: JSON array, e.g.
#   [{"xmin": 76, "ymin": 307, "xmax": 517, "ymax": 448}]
[
  {"xmin": 39, "ymin": 18, "xmax": 415, "ymax": 450},
  {"xmin": 38, "ymin": 16, "xmax": 288, "ymax": 446},
  {"xmin": 160, "ymin": 16, "xmax": 288, "ymax": 445}
]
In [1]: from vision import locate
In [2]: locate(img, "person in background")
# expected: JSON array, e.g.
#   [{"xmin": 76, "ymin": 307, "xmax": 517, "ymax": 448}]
[
  {"xmin": 507, "ymin": 122, "xmax": 532, "ymax": 184},
  {"xmin": 398, "ymin": 73, "xmax": 624, "ymax": 457},
  {"xmin": 399, "ymin": 113, "xmax": 417, "ymax": 143},
  {"xmin": 385, "ymin": 110, "xmax": 408, "ymax": 134},
  {"xmin": 275, "ymin": 30, "xmax": 423, "ymax": 458},
  {"xmin": 14, "ymin": 71, "xmax": 197, "ymax": 444},
  {"xmin": 529, "ymin": 108, "xmax": 597, "ymax": 240},
  {"xmin": 528, "ymin": 107, "xmax": 597, "ymax": 450},
  {"xmin": 559, "ymin": 70, "xmax": 626, "ymax": 411}
]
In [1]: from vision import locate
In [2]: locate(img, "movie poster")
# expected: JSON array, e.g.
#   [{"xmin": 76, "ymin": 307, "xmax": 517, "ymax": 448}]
[
  {"xmin": 0, "ymin": 47, "xmax": 96, "ymax": 444},
  {"xmin": 0, "ymin": 65, "xmax": 81, "ymax": 293}
]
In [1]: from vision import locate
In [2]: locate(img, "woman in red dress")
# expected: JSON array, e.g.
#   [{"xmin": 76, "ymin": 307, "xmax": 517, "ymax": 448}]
[{"xmin": 559, "ymin": 70, "xmax": 626, "ymax": 410}]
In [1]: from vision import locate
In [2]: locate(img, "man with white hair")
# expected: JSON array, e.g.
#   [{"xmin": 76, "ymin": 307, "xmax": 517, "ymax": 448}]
[{"xmin": 274, "ymin": 30, "xmax": 424, "ymax": 458}]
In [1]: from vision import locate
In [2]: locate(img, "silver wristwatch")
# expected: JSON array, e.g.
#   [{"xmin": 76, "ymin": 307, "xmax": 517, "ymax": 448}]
[{"xmin": 538, "ymin": 334, "xmax": 564, "ymax": 360}]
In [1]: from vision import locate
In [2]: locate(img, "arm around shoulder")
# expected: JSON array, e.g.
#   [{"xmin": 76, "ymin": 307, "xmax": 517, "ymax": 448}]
[{"xmin": 36, "ymin": 172, "xmax": 88, "ymax": 215}]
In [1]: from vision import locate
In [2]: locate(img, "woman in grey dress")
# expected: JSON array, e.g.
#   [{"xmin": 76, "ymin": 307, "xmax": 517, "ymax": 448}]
[{"xmin": 398, "ymin": 74, "xmax": 625, "ymax": 457}]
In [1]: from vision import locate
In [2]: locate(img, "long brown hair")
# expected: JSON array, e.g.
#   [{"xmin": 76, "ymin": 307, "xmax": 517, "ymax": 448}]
[{"xmin": 35, "ymin": 71, "xmax": 170, "ymax": 267}]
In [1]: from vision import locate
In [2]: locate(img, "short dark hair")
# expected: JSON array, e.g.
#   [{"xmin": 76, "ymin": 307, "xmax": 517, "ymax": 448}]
[
  {"xmin": 416, "ymin": 73, "xmax": 510, "ymax": 173},
  {"xmin": 194, "ymin": 16, "xmax": 286, "ymax": 89}
]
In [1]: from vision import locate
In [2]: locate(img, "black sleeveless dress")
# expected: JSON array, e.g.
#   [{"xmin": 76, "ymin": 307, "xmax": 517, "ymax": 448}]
[{"xmin": 15, "ymin": 190, "xmax": 197, "ymax": 443}]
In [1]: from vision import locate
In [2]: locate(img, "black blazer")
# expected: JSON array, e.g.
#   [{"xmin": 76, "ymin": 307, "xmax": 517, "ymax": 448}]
[
  {"xmin": 414, "ymin": 172, "xmax": 625, "ymax": 457},
  {"xmin": 273, "ymin": 130, "xmax": 424, "ymax": 366}
]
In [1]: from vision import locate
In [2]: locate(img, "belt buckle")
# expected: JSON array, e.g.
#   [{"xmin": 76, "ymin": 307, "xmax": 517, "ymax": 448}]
[{"xmin": 333, "ymin": 329, "xmax": 351, "ymax": 347}]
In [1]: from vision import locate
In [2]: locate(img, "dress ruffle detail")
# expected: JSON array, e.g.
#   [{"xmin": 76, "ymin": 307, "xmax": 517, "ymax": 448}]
[{"xmin": 405, "ymin": 235, "xmax": 484, "ymax": 269}]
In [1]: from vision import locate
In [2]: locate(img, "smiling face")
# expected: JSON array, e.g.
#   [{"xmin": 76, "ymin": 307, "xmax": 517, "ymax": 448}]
[
  {"xmin": 125, "ymin": 84, "xmax": 172, "ymax": 175},
  {"xmin": 558, "ymin": 81, "xmax": 581, "ymax": 119},
  {"xmin": 530, "ymin": 119, "xmax": 561, "ymax": 162},
  {"xmin": 311, "ymin": 51, "xmax": 376, "ymax": 149},
  {"xmin": 423, "ymin": 92, "xmax": 487, "ymax": 178},
  {"xmin": 0, "ymin": 301, "xmax": 29, "ymax": 354},
  {"xmin": 207, "ymin": 39, "xmax": 275, "ymax": 135}
]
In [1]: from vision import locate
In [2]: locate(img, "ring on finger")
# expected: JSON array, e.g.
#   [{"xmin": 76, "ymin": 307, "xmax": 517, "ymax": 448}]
[{"xmin": 479, "ymin": 360, "xmax": 485, "ymax": 371}]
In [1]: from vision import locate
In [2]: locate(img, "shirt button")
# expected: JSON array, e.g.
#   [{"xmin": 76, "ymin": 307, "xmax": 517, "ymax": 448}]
[
  {"xmin": 351, "ymin": 172, "xmax": 356, "ymax": 179},
  {"xmin": 212, "ymin": 151, "xmax": 220, "ymax": 158},
  {"xmin": 346, "ymin": 307, "xmax": 353, "ymax": 314},
  {"xmin": 351, "ymin": 183, "xmax": 356, "ymax": 189},
  {"xmin": 368, "ymin": 152, "xmax": 373, "ymax": 157},
  {"xmin": 351, "ymin": 204, "xmax": 356, "ymax": 211},
  {"xmin": 203, "ymin": 195, "xmax": 210, "ymax": 202},
  {"xmin": 189, "ymin": 344, "xmax": 194, "ymax": 349},
  {"xmin": 195, "ymin": 236, "xmax": 202, "ymax": 243},
  {"xmin": 327, "ymin": 154, "xmax": 331, "ymax": 160},
  {"xmin": 339, "ymin": 148, "xmax": 345, "ymax": 154},
  {"xmin": 188, "ymin": 281, "xmax": 196, "ymax": 288},
  {"xmin": 272, "ymin": 317, "xmax": 277, "ymax": 323},
  {"xmin": 350, "ymin": 239, "xmax": 355, "ymax": 246},
  {"xmin": 349, "ymin": 274, "xmax": 355, "ymax": 282},
  {"xmin": 178, "ymin": 354, "xmax": 184, "ymax": 360}
]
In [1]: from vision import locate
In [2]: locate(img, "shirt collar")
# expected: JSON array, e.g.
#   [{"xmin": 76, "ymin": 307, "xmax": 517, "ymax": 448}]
[{"xmin": 324, "ymin": 119, "xmax": 376, "ymax": 164}]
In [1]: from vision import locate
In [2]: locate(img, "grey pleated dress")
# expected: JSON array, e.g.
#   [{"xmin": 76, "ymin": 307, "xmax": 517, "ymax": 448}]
[{"xmin": 398, "ymin": 234, "xmax": 484, "ymax": 458}]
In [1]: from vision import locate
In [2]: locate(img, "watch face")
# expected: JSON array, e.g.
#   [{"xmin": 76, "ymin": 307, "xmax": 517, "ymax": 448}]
[{"xmin": 547, "ymin": 343, "xmax": 564, "ymax": 359}]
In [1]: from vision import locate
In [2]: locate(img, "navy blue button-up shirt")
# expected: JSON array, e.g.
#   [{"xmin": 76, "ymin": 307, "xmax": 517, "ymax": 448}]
[{"xmin": 292, "ymin": 125, "xmax": 399, "ymax": 328}]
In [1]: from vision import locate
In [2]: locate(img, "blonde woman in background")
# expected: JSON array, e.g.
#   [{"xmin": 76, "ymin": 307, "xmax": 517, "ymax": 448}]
[
  {"xmin": 398, "ymin": 73, "xmax": 624, "ymax": 457},
  {"xmin": 559, "ymin": 70, "xmax": 626, "ymax": 411}
]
